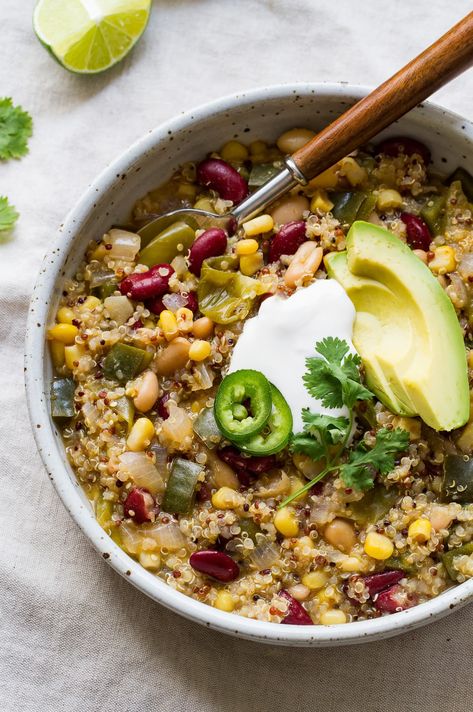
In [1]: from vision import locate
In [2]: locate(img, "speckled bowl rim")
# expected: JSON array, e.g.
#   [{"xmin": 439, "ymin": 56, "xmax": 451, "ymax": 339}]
[{"xmin": 25, "ymin": 82, "xmax": 473, "ymax": 646}]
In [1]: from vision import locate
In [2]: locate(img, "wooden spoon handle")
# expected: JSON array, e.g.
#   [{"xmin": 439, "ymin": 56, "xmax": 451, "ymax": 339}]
[{"xmin": 292, "ymin": 12, "xmax": 473, "ymax": 180}]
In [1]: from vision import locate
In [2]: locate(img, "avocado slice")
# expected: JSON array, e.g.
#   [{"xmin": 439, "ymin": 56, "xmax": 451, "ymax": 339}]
[{"xmin": 325, "ymin": 221, "xmax": 469, "ymax": 431}]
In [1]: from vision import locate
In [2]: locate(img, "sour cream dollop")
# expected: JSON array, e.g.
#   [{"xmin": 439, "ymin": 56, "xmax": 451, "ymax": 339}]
[{"xmin": 228, "ymin": 280, "xmax": 356, "ymax": 433}]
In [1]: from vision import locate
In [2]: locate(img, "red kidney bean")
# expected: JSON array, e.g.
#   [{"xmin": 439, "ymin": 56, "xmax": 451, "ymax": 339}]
[
  {"xmin": 188, "ymin": 228, "xmax": 228, "ymax": 276},
  {"xmin": 362, "ymin": 570, "xmax": 404, "ymax": 597},
  {"xmin": 373, "ymin": 584, "xmax": 416, "ymax": 613},
  {"xmin": 268, "ymin": 221, "xmax": 307, "ymax": 263},
  {"xmin": 377, "ymin": 137, "xmax": 431, "ymax": 165},
  {"xmin": 196, "ymin": 482, "xmax": 212, "ymax": 503},
  {"xmin": 157, "ymin": 393, "xmax": 170, "ymax": 420},
  {"xmin": 197, "ymin": 158, "xmax": 249, "ymax": 203},
  {"xmin": 184, "ymin": 291, "xmax": 199, "ymax": 313},
  {"xmin": 400, "ymin": 212, "xmax": 432, "ymax": 251},
  {"xmin": 217, "ymin": 446, "xmax": 276, "ymax": 474},
  {"xmin": 189, "ymin": 550, "xmax": 239, "ymax": 582},
  {"xmin": 147, "ymin": 290, "xmax": 198, "ymax": 316},
  {"xmin": 279, "ymin": 590, "xmax": 313, "ymax": 625},
  {"xmin": 120, "ymin": 264, "xmax": 174, "ymax": 300},
  {"xmin": 124, "ymin": 488, "xmax": 158, "ymax": 524}
]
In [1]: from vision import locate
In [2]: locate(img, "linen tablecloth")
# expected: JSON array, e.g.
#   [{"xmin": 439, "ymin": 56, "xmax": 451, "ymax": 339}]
[{"xmin": 2, "ymin": 2, "xmax": 473, "ymax": 710}]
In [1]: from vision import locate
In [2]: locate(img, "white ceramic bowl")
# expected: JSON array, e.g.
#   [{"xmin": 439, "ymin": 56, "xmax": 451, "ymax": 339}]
[{"xmin": 25, "ymin": 83, "xmax": 473, "ymax": 646}]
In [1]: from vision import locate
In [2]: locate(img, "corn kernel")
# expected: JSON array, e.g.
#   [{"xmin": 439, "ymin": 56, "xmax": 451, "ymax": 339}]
[
  {"xmin": 159, "ymin": 310, "xmax": 179, "ymax": 341},
  {"xmin": 310, "ymin": 189, "xmax": 334, "ymax": 214},
  {"xmin": 339, "ymin": 157, "xmax": 368, "ymax": 187},
  {"xmin": 339, "ymin": 556, "xmax": 363, "ymax": 573},
  {"xmin": 126, "ymin": 418, "xmax": 155, "ymax": 451},
  {"xmin": 194, "ymin": 198, "xmax": 213, "ymax": 211},
  {"xmin": 176, "ymin": 307, "xmax": 194, "ymax": 333},
  {"xmin": 220, "ymin": 140, "xmax": 248, "ymax": 163},
  {"xmin": 177, "ymin": 183, "xmax": 197, "ymax": 200},
  {"xmin": 306, "ymin": 164, "xmax": 340, "ymax": 190},
  {"xmin": 239, "ymin": 252, "xmax": 264, "ymax": 277},
  {"xmin": 47, "ymin": 323, "xmax": 79, "ymax": 344},
  {"xmin": 320, "ymin": 609, "xmax": 347, "ymax": 625},
  {"xmin": 376, "ymin": 189, "xmax": 403, "ymax": 211},
  {"xmin": 235, "ymin": 238, "xmax": 259, "ymax": 256},
  {"xmin": 392, "ymin": 416, "xmax": 421, "ymax": 441},
  {"xmin": 429, "ymin": 245, "xmax": 456, "ymax": 274},
  {"xmin": 364, "ymin": 532, "xmax": 394, "ymax": 560},
  {"xmin": 242, "ymin": 214, "xmax": 274, "ymax": 236},
  {"xmin": 297, "ymin": 535, "xmax": 315, "ymax": 551},
  {"xmin": 249, "ymin": 140, "xmax": 267, "ymax": 157},
  {"xmin": 302, "ymin": 571, "xmax": 328, "ymax": 590},
  {"xmin": 139, "ymin": 551, "xmax": 161, "ymax": 570},
  {"xmin": 212, "ymin": 486, "xmax": 244, "ymax": 510},
  {"xmin": 408, "ymin": 518, "xmax": 432, "ymax": 543},
  {"xmin": 56, "ymin": 307, "xmax": 75, "ymax": 324},
  {"xmin": 78, "ymin": 295, "xmax": 101, "ymax": 312},
  {"xmin": 214, "ymin": 590, "xmax": 236, "ymax": 612},
  {"xmin": 49, "ymin": 340, "xmax": 65, "ymax": 368},
  {"xmin": 64, "ymin": 343, "xmax": 86, "ymax": 370},
  {"xmin": 144, "ymin": 319, "xmax": 155, "ymax": 329},
  {"xmin": 189, "ymin": 339, "xmax": 211, "ymax": 361},
  {"xmin": 91, "ymin": 243, "xmax": 107, "ymax": 260},
  {"xmin": 316, "ymin": 585, "xmax": 341, "ymax": 605},
  {"xmin": 274, "ymin": 507, "xmax": 299, "ymax": 537}
]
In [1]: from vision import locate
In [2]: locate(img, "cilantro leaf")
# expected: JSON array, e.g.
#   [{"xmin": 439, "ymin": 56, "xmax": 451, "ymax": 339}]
[
  {"xmin": 301, "ymin": 410, "xmax": 349, "ymax": 444},
  {"xmin": 339, "ymin": 427, "xmax": 410, "ymax": 491},
  {"xmin": 291, "ymin": 433, "xmax": 326, "ymax": 461},
  {"xmin": 303, "ymin": 337, "xmax": 374, "ymax": 409},
  {"xmin": 0, "ymin": 196, "xmax": 19, "ymax": 232},
  {"xmin": 315, "ymin": 336, "xmax": 350, "ymax": 365},
  {"xmin": 0, "ymin": 98, "xmax": 33, "ymax": 160}
]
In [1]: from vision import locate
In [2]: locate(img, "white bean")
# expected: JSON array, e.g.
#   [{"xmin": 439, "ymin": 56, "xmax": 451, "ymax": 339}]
[{"xmin": 133, "ymin": 371, "xmax": 160, "ymax": 412}]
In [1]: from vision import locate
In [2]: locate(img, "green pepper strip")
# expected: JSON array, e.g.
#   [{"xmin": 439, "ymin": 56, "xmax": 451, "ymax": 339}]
[
  {"xmin": 442, "ymin": 542, "xmax": 473, "ymax": 582},
  {"xmin": 138, "ymin": 221, "xmax": 195, "ymax": 266},
  {"xmin": 50, "ymin": 377, "xmax": 75, "ymax": 419},
  {"xmin": 103, "ymin": 343, "xmax": 153, "ymax": 384},
  {"xmin": 238, "ymin": 384, "xmax": 293, "ymax": 456},
  {"xmin": 214, "ymin": 370, "xmax": 272, "ymax": 442},
  {"xmin": 193, "ymin": 407, "xmax": 222, "ymax": 449},
  {"xmin": 448, "ymin": 167, "xmax": 473, "ymax": 202},
  {"xmin": 162, "ymin": 458, "xmax": 203, "ymax": 514}
]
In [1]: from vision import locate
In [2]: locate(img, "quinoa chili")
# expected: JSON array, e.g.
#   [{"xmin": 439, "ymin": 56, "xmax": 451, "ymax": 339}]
[{"xmin": 47, "ymin": 128, "xmax": 473, "ymax": 625}]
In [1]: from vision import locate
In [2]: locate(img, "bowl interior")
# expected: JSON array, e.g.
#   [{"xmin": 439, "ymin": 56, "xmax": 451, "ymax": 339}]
[{"xmin": 26, "ymin": 83, "xmax": 473, "ymax": 646}]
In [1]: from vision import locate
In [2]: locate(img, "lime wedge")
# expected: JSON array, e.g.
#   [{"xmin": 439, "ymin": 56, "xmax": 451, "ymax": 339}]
[{"xmin": 33, "ymin": 0, "xmax": 151, "ymax": 74}]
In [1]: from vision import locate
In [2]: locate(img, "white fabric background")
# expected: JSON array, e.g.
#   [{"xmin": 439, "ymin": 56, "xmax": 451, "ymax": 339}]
[{"xmin": 2, "ymin": 1, "xmax": 473, "ymax": 710}]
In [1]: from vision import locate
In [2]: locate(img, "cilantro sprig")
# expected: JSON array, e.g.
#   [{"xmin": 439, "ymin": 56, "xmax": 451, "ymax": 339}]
[
  {"xmin": 0, "ymin": 98, "xmax": 33, "ymax": 160},
  {"xmin": 0, "ymin": 196, "xmax": 19, "ymax": 233},
  {"xmin": 280, "ymin": 337, "xmax": 409, "ymax": 507}
]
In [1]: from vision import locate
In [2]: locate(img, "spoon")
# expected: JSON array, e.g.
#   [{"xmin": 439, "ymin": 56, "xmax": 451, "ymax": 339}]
[{"xmin": 140, "ymin": 11, "xmax": 473, "ymax": 242}]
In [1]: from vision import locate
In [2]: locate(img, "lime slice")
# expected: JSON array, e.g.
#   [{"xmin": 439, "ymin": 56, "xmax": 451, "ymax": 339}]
[{"xmin": 33, "ymin": 0, "xmax": 151, "ymax": 74}]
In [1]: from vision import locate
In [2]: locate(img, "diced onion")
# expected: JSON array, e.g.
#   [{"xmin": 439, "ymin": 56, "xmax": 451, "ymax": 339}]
[
  {"xmin": 118, "ymin": 451, "xmax": 164, "ymax": 495},
  {"xmin": 106, "ymin": 229, "xmax": 141, "ymax": 261},
  {"xmin": 458, "ymin": 253, "xmax": 473, "ymax": 281},
  {"xmin": 82, "ymin": 402, "xmax": 100, "ymax": 430},
  {"xmin": 146, "ymin": 521, "xmax": 186, "ymax": 550},
  {"xmin": 149, "ymin": 444, "xmax": 169, "ymax": 478},
  {"xmin": 119, "ymin": 521, "xmax": 143, "ymax": 555},
  {"xmin": 249, "ymin": 539, "xmax": 279, "ymax": 570},
  {"xmin": 162, "ymin": 293, "xmax": 188, "ymax": 312},
  {"xmin": 104, "ymin": 295, "xmax": 134, "ymax": 325},
  {"xmin": 191, "ymin": 362, "xmax": 214, "ymax": 391},
  {"xmin": 88, "ymin": 265, "xmax": 116, "ymax": 288}
]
